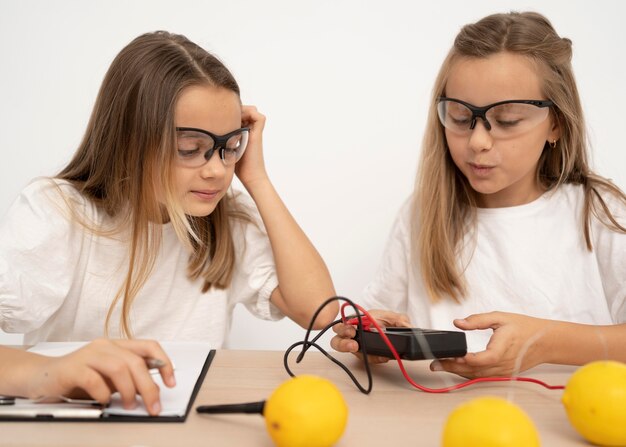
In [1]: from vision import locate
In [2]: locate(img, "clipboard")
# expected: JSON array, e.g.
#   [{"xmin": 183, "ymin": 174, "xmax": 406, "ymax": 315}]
[{"xmin": 0, "ymin": 342, "xmax": 215, "ymax": 422}]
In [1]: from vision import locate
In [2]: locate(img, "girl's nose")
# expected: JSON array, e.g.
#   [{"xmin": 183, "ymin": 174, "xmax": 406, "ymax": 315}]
[
  {"xmin": 467, "ymin": 120, "xmax": 494, "ymax": 153},
  {"xmin": 199, "ymin": 152, "xmax": 226, "ymax": 178}
]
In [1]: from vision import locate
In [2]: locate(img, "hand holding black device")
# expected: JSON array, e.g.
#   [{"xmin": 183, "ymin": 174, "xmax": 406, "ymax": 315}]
[{"xmin": 352, "ymin": 326, "xmax": 468, "ymax": 360}]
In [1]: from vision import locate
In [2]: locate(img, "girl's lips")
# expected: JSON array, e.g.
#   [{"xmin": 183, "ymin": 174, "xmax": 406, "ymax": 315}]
[
  {"xmin": 191, "ymin": 190, "xmax": 220, "ymax": 200},
  {"xmin": 468, "ymin": 163, "xmax": 495, "ymax": 177}
]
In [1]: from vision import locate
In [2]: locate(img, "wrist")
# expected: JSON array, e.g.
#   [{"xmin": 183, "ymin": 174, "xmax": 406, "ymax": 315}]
[
  {"xmin": 22, "ymin": 354, "xmax": 57, "ymax": 399},
  {"xmin": 535, "ymin": 318, "xmax": 558, "ymax": 365},
  {"xmin": 2, "ymin": 351, "xmax": 49, "ymax": 398},
  {"xmin": 538, "ymin": 319, "xmax": 588, "ymax": 365},
  {"xmin": 241, "ymin": 174, "xmax": 272, "ymax": 197}
]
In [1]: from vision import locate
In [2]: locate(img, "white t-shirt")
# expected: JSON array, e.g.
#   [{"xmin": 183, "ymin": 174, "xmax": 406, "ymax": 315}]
[
  {"xmin": 362, "ymin": 184, "xmax": 626, "ymax": 352},
  {"xmin": 0, "ymin": 178, "xmax": 282, "ymax": 345}
]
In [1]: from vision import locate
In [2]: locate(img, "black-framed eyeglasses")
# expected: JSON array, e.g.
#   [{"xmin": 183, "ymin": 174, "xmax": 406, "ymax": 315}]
[
  {"xmin": 437, "ymin": 97, "xmax": 554, "ymax": 138},
  {"xmin": 175, "ymin": 127, "xmax": 250, "ymax": 168}
]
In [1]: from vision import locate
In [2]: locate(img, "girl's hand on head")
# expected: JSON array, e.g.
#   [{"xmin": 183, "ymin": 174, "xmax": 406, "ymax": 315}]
[
  {"xmin": 429, "ymin": 312, "xmax": 551, "ymax": 378},
  {"xmin": 330, "ymin": 309, "xmax": 412, "ymax": 364},
  {"xmin": 26, "ymin": 339, "xmax": 175, "ymax": 416},
  {"xmin": 236, "ymin": 105, "xmax": 269, "ymax": 189}
]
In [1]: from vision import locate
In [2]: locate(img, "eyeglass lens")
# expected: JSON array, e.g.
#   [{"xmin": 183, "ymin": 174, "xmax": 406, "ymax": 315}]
[
  {"xmin": 176, "ymin": 129, "xmax": 248, "ymax": 167},
  {"xmin": 437, "ymin": 100, "xmax": 551, "ymax": 138}
]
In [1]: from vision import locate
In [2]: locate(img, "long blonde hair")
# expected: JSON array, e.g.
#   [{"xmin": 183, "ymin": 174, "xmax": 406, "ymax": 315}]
[
  {"xmin": 57, "ymin": 31, "xmax": 249, "ymax": 337},
  {"xmin": 413, "ymin": 11, "xmax": 626, "ymax": 303}
]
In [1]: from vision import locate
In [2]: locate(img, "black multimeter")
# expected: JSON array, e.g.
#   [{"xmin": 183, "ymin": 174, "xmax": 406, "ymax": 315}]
[{"xmin": 352, "ymin": 327, "xmax": 468, "ymax": 360}]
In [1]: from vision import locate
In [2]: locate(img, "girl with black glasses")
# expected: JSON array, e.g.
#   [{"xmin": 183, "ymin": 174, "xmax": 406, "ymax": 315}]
[
  {"xmin": 332, "ymin": 11, "xmax": 626, "ymax": 378},
  {"xmin": 0, "ymin": 31, "xmax": 336, "ymax": 410}
]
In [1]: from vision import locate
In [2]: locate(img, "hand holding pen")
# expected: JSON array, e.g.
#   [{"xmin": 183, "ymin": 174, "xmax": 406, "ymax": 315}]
[{"xmin": 1, "ymin": 339, "xmax": 176, "ymax": 416}]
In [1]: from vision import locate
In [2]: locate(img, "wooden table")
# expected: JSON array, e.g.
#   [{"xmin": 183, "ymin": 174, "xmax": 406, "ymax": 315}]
[{"xmin": 1, "ymin": 350, "xmax": 588, "ymax": 446}]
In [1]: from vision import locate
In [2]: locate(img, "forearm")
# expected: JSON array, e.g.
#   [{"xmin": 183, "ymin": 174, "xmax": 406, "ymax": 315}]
[
  {"xmin": 0, "ymin": 346, "xmax": 46, "ymax": 398},
  {"xmin": 542, "ymin": 321, "xmax": 626, "ymax": 365},
  {"xmin": 244, "ymin": 177, "xmax": 337, "ymax": 327}
]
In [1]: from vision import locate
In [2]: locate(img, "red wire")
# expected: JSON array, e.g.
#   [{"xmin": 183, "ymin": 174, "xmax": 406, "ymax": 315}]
[{"xmin": 340, "ymin": 303, "xmax": 565, "ymax": 392}]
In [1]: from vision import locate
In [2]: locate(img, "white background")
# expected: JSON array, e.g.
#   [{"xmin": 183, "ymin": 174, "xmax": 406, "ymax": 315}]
[{"xmin": 1, "ymin": 0, "xmax": 625, "ymax": 350}]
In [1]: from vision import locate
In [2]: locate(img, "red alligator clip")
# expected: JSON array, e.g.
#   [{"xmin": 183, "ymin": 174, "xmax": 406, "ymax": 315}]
[{"xmin": 344, "ymin": 315, "xmax": 373, "ymax": 331}]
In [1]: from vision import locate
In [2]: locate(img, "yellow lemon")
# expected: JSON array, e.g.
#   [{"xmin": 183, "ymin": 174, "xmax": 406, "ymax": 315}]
[
  {"xmin": 263, "ymin": 375, "xmax": 348, "ymax": 447},
  {"xmin": 441, "ymin": 396, "xmax": 540, "ymax": 447},
  {"xmin": 562, "ymin": 360, "xmax": 626, "ymax": 446}
]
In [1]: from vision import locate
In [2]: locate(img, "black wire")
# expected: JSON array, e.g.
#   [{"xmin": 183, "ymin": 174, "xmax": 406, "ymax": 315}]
[
  {"xmin": 196, "ymin": 401, "xmax": 265, "ymax": 414},
  {"xmin": 283, "ymin": 296, "xmax": 374, "ymax": 394}
]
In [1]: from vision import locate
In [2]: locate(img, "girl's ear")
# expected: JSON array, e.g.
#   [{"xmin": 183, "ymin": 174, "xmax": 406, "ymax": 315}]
[{"xmin": 548, "ymin": 112, "xmax": 562, "ymax": 143}]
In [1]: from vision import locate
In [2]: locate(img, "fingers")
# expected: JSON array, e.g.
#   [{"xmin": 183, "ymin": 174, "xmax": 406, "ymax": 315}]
[
  {"xmin": 341, "ymin": 309, "xmax": 411, "ymax": 328},
  {"xmin": 331, "ymin": 323, "xmax": 358, "ymax": 353},
  {"xmin": 331, "ymin": 310, "xmax": 411, "ymax": 367},
  {"xmin": 354, "ymin": 352, "xmax": 391, "ymax": 364},
  {"xmin": 90, "ymin": 356, "xmax": 140, "ymax": 410},
  {"xmin": 123, "ymin": 356, "xmax": 162, "ymax": 415},
  {"xmin": 431, "ymin": 313, "xmax": 539, "ymax": 379},
  {"xmin": 430, "ymin": 339, "xmax": 514, "ymax": 378},
  {"xmin": 70, "ymin": 339, "xmax": 174, "ymax": 416},
  {"xmin": 61, "ymin": 367, "xmax": 113, "ymax": 405},
  {"xmin": 74, "ymin": 340, "xmax": 150, "ymax": 413},
  {"xmin": 330, "ymin": 322, "xmax": 393, "ymax": 364},
  {"xmin": 330, "ymin": 334, "xmax": 359, "ymax": 353},
  {"xmin": 453, "ymin": 312, "xmax": 503, "ymax": 331},
  {"xmin": 367, "ymin": 309, "xmax": 412, "ymax": 328},
  {"xmin": 331, "ymin": 309, "xmax": 410, "ymax": 356},
  {"xmin": 329, "ymin": 335, "xmax": 390, "ymax": 363},
  {"xmin": 332, "ymin": 322, "xmax": 356, "ymax": 338},
  {"xmin": 112, "ymin": 339, "xmax": 176, "ymax": 388},
  {"xmin": 431, "ymin": 356, "xmax": 516, "ymax": 378},
  {"xmin": 104, "ymin": 340, "xmax": 176, "ymax": 415},
  {"xmin": 235, "ymin": 105, "xmax": 268, "ymax": 186},
  {"xmin": 241, "ymin": 105, "xmax": 266, "ymax": 132},
  {"xmin": 25, "ymin": 339, "xmax": 172, "ymax": 416}
]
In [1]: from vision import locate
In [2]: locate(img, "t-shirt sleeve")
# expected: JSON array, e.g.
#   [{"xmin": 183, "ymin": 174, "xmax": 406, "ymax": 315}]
[
  {"xmin": 360, "ymin": 199, "xmax": 412, "ymax": 314},
  {"xmin": 228, "ymin": 193, "xmax": 282, "ymax": 321},
  {"xmin": 592, "ymin": 189, "xmax": 626, "ymax": 324},
  {"xmin": 0, "ymin": 179, "xmax": 86, "ymax": 333}
]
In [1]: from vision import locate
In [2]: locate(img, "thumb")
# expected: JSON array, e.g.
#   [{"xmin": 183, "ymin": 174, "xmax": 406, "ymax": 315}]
[{"xmin": 453, "ymin": 312, "xmax": 502, "ymax": 331}]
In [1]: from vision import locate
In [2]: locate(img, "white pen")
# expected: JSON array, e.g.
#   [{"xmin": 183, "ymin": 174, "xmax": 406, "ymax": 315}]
[
  {"xmin": 145, "ymin": 358, "xmax": 167, "ymax": 369},
  {"xmin": 146, "ymin": 358, "xmax": 176, "ymax": 376}
]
